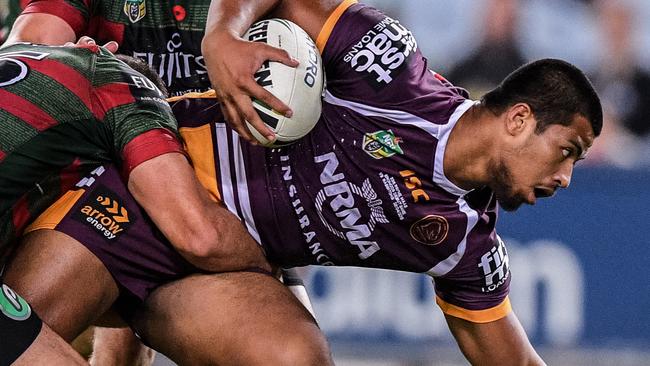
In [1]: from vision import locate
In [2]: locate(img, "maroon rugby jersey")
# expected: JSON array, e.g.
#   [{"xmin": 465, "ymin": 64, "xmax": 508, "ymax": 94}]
[
  {"xmin": 22, "ymin": 0, "xmax": 211, "ymax": 95},
  {"xmin": 0, "ymin": 43, "xmax": 182, "ymax": 257},
  {"xmin": 175, "ymin": 1, "xmax": 512, "ymax": 322}
]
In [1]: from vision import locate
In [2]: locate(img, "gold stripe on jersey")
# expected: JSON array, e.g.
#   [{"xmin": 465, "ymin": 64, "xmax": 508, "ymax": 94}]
[
  {"xmin": 24, "ymin": 189, "xmax": 86, "ymax": 233},
  {"xmin": 316, "ymin": 0, "xmax": 358, "ymax": 54},
  {"xmin": 435, "ymin": 296, "xmax": 512, "ymax": 324},
  {"xmin": 166, "ymin": 90, "xmax": 218, "ymax": 103},
  {"xmin": 179, "ymin": 125, "xmax": 222, "ymax": 203}
]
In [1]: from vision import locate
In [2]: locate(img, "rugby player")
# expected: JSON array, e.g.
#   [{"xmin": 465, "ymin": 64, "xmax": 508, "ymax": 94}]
[
  {"xmin": 5, "ymin": 2, "xmax": 312, "ymax": 362},
  {"xmin": 3, "ymin": 1, "xmax": 602, "ymax": 365},
  {"xmin": 0, "ymin": 41, "xmax": 272, "ymax": 364}
]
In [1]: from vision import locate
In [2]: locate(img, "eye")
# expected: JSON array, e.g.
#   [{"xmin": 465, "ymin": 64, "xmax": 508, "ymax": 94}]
[{"xmin": 562, "ymin": 147, "xmax": 572, "ymax": 158}]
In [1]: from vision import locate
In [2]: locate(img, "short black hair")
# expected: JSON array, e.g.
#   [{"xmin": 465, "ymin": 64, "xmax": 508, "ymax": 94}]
[
  {"xmin": 115, "ymin": 54, "xmax": 168, "ymax": 97},
  {"xmin": 481, "ymin": 58, "xmax": 603, "ymax": 136}
]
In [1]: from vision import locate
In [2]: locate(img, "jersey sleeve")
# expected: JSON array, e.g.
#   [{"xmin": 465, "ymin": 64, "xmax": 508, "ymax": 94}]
[
  {"xmin": 432, "ymin": 234, "xmax": 512, "ymax": 323},
  {"xmin": 316, "ymin": 1, "xmax": 468, "ymax": 121},
  {"xmin": 22, "ymin": 0, "xmax": 91, "ymax": 38},
  {"xmin": 90, "ymin": 47, "xmax": 184, "ymax": 177}
]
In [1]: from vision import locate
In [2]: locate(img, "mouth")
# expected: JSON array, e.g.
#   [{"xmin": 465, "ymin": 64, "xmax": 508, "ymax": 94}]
[{"xmin": 534, "ymin": 187, "xmax": 556, "ymax": 199}]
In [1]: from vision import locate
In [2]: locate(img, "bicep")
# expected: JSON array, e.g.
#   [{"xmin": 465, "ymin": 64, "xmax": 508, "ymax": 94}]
[
  {"xmin": 445, "ymin": 312, "xmax": 545, "ymax": 366},
  {"xmin": 5, "ymin": 13, "xmax": 75, "ymax": 45}
]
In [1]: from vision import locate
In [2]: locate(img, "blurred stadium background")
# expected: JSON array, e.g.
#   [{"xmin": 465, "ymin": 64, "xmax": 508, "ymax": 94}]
[{"xmin": 2, "ymin": 0, "xmax": 649, "ymax": 364}]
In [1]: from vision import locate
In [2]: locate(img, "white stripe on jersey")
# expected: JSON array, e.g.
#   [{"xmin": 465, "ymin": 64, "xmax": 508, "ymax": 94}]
[
  {"xmin": 215, "ymin": 125, "xmax": 262, "ymax": 244},
  {"xmin": 323, "ymin": 91, "xmax": 480, "ymax": 276},
  {"xmin": 230, "ymin": 131, "xmax": 262, "ymax": 244},
  {"xmin": 427, "ymin": 197, "xmax": 479, "ymax": 276},
  {"xmin": 323, "ymin": 90, "xmax": 442, "ymax": 136},
  {"xmin": 433, "ymin": 100, "xmax": 475, "ymax": 197}
]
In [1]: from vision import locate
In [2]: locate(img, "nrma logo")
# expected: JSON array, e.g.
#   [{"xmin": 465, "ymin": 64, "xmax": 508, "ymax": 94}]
[
  {"xmin": 314, "ymin": 152, "xmax": 389, "ymax": 260},
  {"xmin": 74, "ymin": 186, "xmax": 132, "ymax": 241}
]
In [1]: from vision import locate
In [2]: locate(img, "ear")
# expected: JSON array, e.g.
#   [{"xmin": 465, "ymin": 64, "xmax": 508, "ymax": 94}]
[{"xmin": 504, "ymin": 103, "xmax": 534, "ymax": 136}]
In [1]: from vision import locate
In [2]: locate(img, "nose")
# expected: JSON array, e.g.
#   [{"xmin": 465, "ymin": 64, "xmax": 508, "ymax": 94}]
[{"xmin": 553, "ymin": 163, "xmax": 573, "ymax": 189}]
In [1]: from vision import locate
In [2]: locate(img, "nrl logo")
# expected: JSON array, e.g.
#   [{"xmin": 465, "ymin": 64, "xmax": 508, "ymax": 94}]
[
  {"xmin": 362, "ymin": 130, "xmax": 403, "ymax": 159},
  {"xmin": 124, "ymin": 0, "xmax": 146, "ymax": 23}
]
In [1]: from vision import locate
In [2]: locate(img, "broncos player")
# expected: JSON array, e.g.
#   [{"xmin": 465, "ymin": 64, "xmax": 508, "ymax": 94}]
[{"xmin": 5, "ymin": 1, "xmax": 602, "ymax": 365}]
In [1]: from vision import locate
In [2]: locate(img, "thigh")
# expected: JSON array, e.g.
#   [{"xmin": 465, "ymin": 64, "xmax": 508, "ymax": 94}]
[
  {"xmin": 133, "ymin": 272, "xmax": 333, "ymax": 366},
  {"xmin": 3, "ymin": 229, "xmax": 119, "ymax": 341}
]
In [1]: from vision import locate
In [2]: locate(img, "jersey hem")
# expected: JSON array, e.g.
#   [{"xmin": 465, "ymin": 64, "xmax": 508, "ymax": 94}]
[{"xmin": 436, "ymin": 295, "xmax": 511, "ymax": 323}]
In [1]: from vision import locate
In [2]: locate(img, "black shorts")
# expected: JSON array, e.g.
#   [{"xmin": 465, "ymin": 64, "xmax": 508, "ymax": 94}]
[{"xmin": 0, "ymin": 282, "xmax": 42, "ymax": 366}]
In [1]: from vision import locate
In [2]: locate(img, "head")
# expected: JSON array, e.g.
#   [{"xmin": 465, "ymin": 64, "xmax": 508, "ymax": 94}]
[
  {"xmin": 480, "ymin": 58, "xmax": 603, "ymax": 211},
  {"xmin": 115, "ymin": 54, "xmax": 168, "ymax": 97}
]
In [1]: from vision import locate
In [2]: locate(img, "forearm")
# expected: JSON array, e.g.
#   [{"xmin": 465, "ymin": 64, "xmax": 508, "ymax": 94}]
[
  {"xmin": 446, "ymin": 313, "xmax": 545, "ymax": 366},
  {"xmin": 128, "ymin": 153, "xmax": 270, "ymax": 273},
  {"xmin": 169, "ymin": 186, "xmax": 271, "ymax": 273}
]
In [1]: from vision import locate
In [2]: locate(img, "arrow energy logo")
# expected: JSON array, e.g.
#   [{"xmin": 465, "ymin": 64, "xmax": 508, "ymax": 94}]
[{"xmin": 73, "ymin": 185, "xmax": 134, "ymax": 241}]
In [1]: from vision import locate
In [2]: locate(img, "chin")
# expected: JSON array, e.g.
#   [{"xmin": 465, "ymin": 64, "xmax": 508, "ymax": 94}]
[{"xmin": 496, "ymin": 194, "xmax": 525, "ymax": 212}]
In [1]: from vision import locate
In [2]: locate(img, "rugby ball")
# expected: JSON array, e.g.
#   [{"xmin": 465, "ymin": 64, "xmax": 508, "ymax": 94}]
[{"xmin": 243, "ymin": 19, "xmax": 324, "ymax": 147}]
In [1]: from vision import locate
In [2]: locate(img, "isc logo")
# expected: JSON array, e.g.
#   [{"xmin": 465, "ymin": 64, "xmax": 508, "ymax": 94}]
[{"xmin": 399, "ymin": 170, "xmax": 430, "ymax": 203}]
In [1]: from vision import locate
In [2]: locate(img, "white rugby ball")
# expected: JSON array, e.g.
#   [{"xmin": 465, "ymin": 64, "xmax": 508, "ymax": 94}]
[{"xmin": 243, "ymin": 19, "xmax": 324, "ymax": 147}]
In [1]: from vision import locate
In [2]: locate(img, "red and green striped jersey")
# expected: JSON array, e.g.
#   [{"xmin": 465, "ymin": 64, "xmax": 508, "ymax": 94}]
[
  {"xmin": 22, "ymin": 0, "xmax": 211, "ymax": 96},
  {"xmin": 0, "ymin": 42, "xmax": 183, "ymax": 256}
]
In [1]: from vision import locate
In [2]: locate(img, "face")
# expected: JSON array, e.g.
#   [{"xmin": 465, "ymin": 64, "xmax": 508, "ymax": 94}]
[{"xmin": 491, "ymin": 115, "xmax": 595, "ymax": 211}]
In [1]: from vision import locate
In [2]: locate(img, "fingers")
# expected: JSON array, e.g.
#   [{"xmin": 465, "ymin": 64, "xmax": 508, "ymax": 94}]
[
  {"xmin": 245, "ymin": 77, "xmax": 293, "ymax": 118},
  {"xmin": 102, "ymin": 41, "xmax": 119, "ymax": 53},
  {"xmin": 204, "ymin": 37, "xmax": 294, "ymax": 145},
  {"xmin": 251, "ymin": 44, "xmax": 297, "ymax": 116},
  {"xmin": 234, "ymin": 92, "xmax": 275, "ymax": 143},
  {"xmin": 219, "ymin": 97, "xmax": 261, "ymax": 145},
  {"xmin": 71, "ymin": 36, "xmax": 119, "ymax": 53},
  {"xmin": 77, "ymin": 36, "xmax": 97, "ymax": 45},
  {"xmin": 263, "ymin": 43, "xmax": 299, "ymax": 68}
]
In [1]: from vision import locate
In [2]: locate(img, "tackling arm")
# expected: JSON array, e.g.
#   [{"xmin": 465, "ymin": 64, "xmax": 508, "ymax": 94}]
[
  {"xmin": 445, "ymin": 312, "xmax": 546, "ymax": 366},
  {"xmin": 127, "ymin": 152, "xmax": 271, "ymax": 273}
]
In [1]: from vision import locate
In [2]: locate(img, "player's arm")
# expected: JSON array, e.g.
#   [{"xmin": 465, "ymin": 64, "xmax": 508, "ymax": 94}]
[
  {"xmin": 127, "ymin": 152, "xmax": 271, "ymax": 273},
  {"xmin": 445, "ymin": 312, "xmax": 545, "ymax": 366},
  {"xmin": 3, "ymin": 0, "xmax": 118, "ymax": 51},
  {"xmin": 95, "ymin": 49, "xmax": 270, "ymax": 273},
  {"xmin": 3, "ymin": 0, "xmax": 91, "ymax": 46},
  {"xmin": 202, "ymin": 0, "xmax": 296, "ymax": 144},
  {"xmin": 202, "ymin": 0, "xmax": 337, "ymax": 143},
  {"xmin": 5, "ymin": 12, "xmax": 75, "ymax": 45}
]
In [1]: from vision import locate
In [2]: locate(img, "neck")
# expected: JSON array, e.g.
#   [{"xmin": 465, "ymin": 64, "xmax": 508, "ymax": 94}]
[{"xmin": 443, "ymin": 103, "xmax": 497, "ymax": 190}]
